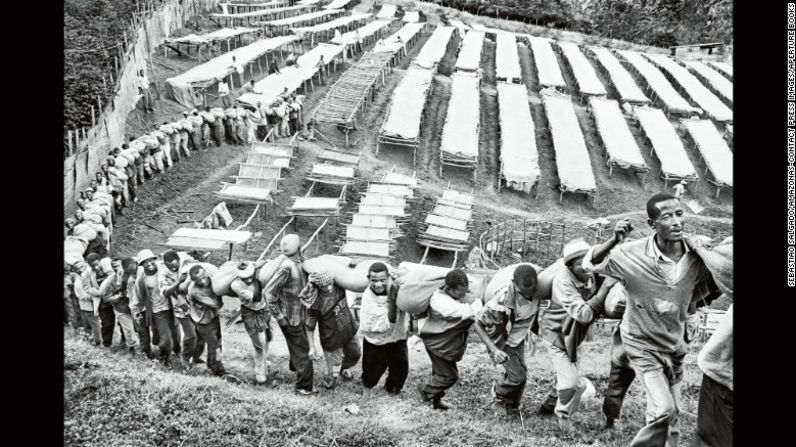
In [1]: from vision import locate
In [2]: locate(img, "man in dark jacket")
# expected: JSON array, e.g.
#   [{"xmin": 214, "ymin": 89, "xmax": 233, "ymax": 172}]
[{"xmin": 416, "ymin": 269, "xmax": 483, "ymax": 411}]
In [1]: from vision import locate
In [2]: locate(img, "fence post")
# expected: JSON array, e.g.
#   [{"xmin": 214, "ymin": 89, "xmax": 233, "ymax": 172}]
[
  {"xmin": 91, "ymin": 106, "xmax": 96, "ymax": 128},
  {"xmin": 68, "ymin": 131, "xmax": 74, "ymax": 156}
]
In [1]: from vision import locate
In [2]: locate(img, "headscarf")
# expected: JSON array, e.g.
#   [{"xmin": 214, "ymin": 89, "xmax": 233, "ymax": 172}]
[{"xmin": 299, "ymin": 270, "xmax": 334, "ymax": 308}]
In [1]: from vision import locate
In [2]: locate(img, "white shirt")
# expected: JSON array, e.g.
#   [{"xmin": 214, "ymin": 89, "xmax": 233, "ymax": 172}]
[
  {"xmin": 137, "ymin": 75, "xmax": 149, "ymax": 90},
  {"xmin": 218, "ymin": 81, "xmax": 230, "ymax": 95},
  {"xmin": 673, "ymin": 183, "xmax": 686, "ymax": 198},
  {"xmin": 417, "ymin": 290, "xmax": 482, "ymax": 333},
  {"xmin": 232, "ymin": 60, "xmax": 244, "ymax": 74}
]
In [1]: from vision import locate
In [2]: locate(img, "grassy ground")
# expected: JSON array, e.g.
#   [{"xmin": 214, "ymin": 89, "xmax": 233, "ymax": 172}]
[{"xmin": 65, "ymin": 320, "xmax": 706, "ymax": 446}]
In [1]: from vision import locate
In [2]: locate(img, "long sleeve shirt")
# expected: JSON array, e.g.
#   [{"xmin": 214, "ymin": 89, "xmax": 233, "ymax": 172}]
[
  {"xmin": 81, "ymin": 267, "xmax": 110, "ymax": 301},
  {"xmin": 265, "ymin": 261, "xmax": 307, "ymax": 327},
  {"xmin": 104, "ymin": 271, "xmax": 131, "ymax": 315},
  {"xmin": 72, "ymin": 272, "xmax": 93, "ymax": 312},
  {"xmin": 478, "ymin": 283, "xmax": 539, "ymax": 348},
  {"xmin": 186, "ymin": 283, "xmax": 222, "ymax": 325},
  {"xmin": 158, "ymin": 267, "xmax": 187, "ymax": 318},
  {"xmin": 417, "ymin": 289, "xmax": 483, "ymax": 335},
  {"xmin": 543, "ymin": 268, "xmax": 598, "ymax": 328},
  {"xmin": 583, "ymin": 235, "xmax": 712, "ymax": 354},
  {"xmin": 419, "ymin": 289, "xmax": 482, "ymax": 361}
]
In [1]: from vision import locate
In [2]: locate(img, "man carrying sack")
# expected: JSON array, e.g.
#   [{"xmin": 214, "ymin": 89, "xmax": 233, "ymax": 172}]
[
  {"xmin": 231, "ymin": 261, "xmax": 274, "ymax": 385},
  {"xmin": 265, "ymin": 234, "xmax": 316, "ymax": 395},
  {"xmin": 416, "ymin": 269, "xmax": 483, "ymax": 411},
  {"xmin": 133, "ymin": 249, "xmax": 181, "ymax": 365},
  {"xmin": 475, "ymin": 264, "xmax": 541, "ymax": 418},
  {"xmin": 583, "ymin": 193, "xmax": 720, "ymax": 447},
  {"xmin": 539, "ymin": 239, "xmax": 610, "ymax": 432},
  {"xmin": 359, "ymin": 262, "xmax": 409, "ymax": 396}
]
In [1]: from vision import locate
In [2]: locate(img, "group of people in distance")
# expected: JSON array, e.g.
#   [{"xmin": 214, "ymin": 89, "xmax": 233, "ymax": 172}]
[{"xmin": 63, "ymin": 192, "xmax": 732, "ymax": 446}]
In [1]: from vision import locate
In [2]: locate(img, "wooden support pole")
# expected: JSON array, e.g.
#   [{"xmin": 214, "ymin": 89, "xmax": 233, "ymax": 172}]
[
  {"xmin": 91, "ymin": 106, "xmax": 96, "ymax": 128},
  {"xmin": 68, "ymin": 131, "xmax": 74, "ymax": 155}
]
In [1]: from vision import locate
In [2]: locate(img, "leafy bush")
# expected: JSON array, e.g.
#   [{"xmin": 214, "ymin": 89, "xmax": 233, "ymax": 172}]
[
  {"xmin": 427, "ymin": 0, "xmax": 732, "ymax": 47},
  {"xmin": 64, "ymin": 0, "xmax": 137, "ymax": 134}
]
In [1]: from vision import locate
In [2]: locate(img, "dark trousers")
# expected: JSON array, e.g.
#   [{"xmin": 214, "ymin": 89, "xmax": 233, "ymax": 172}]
[
  {"xmin": 135, "ymin": 315, "xmax": 160, "ymax": 358},
  {"xmin": 98, "ymin": 302, "xmax": 116, "ymax": 347},
  {"xmin": 361, "ymin": 338, "xmax": 408, "ymax": 392},
  {"xmin": 256, "ymin": 125, "xmax": 268, "ymax": 141},
  {"xmin": 177, "ymin": 316, "xmax": 205, "ymax": 363},
  {"xmin": 289, "ymin": 118, "xmax": 300, "ymax": 136},
  {"xmin": 421, "ymin": 348, "xmax": 459, "ymax": 399},
  {"xmin": 190, "ymin": 129, "xmax": 203, "ymax": 151},
  {"xmin": 126, "ymin": 174, "xmax": 137, "ymax": 202},
  {"xmin": 82, "ymin": 310, "xmax": 102, "ymax": 345},
  {"xmin": 495, "ymin": 341, "xmax": 527, "ymax": 408},
  {"xmin": 224, "ymin": 121, "xmax": 239, "ymax": 144},
  {"xmin": 696, "ymin": 374, "xmax": 733, "ymax": 447},
  {"xmin": 279, "ymin": 323, "xmax": 314, "ymax": 391},
  {"xmin": 603, "ymin": 328, "xmax": 636, "ymax": 421},
  {"xmin": 139, "ymin": 310, "xmax": 180, "ymax": 361},
  {"xmin": 195, "ymin": 316, "xmax": 225, "ymax": 375},
  {"xmin": 64, "ymin": 292, "xmax": 82, "ymax": 329},
  {"xmin": 212, "ymin": 123, "xmax": 224, "ymax": 147},
  {"xmin": 340, "ymin": 336, "xmax": 362, "ymax": 371}
]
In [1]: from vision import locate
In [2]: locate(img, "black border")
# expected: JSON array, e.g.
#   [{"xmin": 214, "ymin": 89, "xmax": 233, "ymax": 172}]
[
  {"xmin": 43, "ymin": 0, "xmax": 791, "ymax": 443},
  {"xmin": 736, "ymin": 0, "xmax": 789, "ymax": 443}
]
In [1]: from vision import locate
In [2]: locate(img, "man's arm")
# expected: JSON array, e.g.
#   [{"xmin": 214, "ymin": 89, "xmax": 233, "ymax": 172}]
[
  {"xmin": 191, "ymin": 290, "xmax": 220, "ymax": 309},
  {"xmin": 159, "ymin": 272, "xmax": 182, "ymax": 299},
  {"xmin": 474, "ymin": 300, "xmax": 509, "ymax": 364},
  {"xmin": 230, "ymin": 280, "xmax": 254, "ymax": 306},
  {"xmin": 551, "ymin": 273, "xmax": 599, "ymax": 324},
  {"xmin": 589, "ymin": 219, "xmax": 632, "ymax": 265},
  {"xmin": 81, "ymin": 271, "xmax": 103, "ymax": 298},
  {"xmin": 430, "ymin": 293, "xmax": 483, "ymax": 321},
  {"xmin": 98, "ymin": 273, "xmax": 119, "ymax": 303},
  {"xmin": 264, "ymin": 268, "xmax": 290, "ymax": 324},
  {"xmin": 177, "ymin": 275, "xmax": 192, "ymax": 294}
]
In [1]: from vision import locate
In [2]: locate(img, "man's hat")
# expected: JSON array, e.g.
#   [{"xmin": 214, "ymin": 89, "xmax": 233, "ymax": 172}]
[
  {"xmin": 84, "ymin": 187, "xmax": 95, "ymax": 193},
  {"xmin": 236, "ymin": 261, "xmax": 255, "ymax": 279},
  {"xmin": 562, "ymin": 239, "xmax": 591, "ymax": 265},
  {"xmin": 136, "ymin": 249, "xmax": 157, "ymax": 266}
]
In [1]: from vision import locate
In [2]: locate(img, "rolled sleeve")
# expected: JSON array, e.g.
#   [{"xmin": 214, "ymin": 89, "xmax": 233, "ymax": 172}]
[
  {"xmin": 582, "ymin": 245, "xmax": 627, "ymax": 282},
  {"xmin": 582, "ymin": 246, "xmax": 609, "ymax": 273},
  {"xmin": 477, "ymin": 301, "xmax": 508, "ymax": 329}
]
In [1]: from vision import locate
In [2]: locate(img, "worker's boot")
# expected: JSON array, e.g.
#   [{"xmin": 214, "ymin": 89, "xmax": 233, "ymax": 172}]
[{"xmin": 432, "ymin": 396, "xmax": 451, "ymax": 411}]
